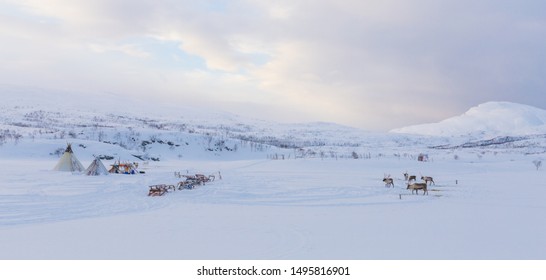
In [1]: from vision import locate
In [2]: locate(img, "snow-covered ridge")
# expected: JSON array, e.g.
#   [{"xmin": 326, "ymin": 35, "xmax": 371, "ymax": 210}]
[
  {"xmin": 2, "ymin": 85, "xmax": 425, "ymax": 161},
  {"xmin": 391, "ymin": 101, "xmax": 546, "ymax": 138},
  {"xmin": 3, "ymin": 84, "xmax": 546, "ymax": 159}
]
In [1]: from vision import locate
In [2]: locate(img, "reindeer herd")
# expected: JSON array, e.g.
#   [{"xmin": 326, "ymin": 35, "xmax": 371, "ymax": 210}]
[
  {"xmin": 148, "ymin": 168, "xmax": 435, "ymax": 197},
  {"xmin": 383, "ymin": 172, "xmax": 436, "ymax": 195}
]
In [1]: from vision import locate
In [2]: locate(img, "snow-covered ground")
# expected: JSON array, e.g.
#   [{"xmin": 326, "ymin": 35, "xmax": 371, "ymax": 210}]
[
  {"xmin": 1, "ymin": 142, "xmax": 545, "ymax": 259},
  {"xmin": 1, "ymin": 87, "xmax": 546, "ymax": 261}
]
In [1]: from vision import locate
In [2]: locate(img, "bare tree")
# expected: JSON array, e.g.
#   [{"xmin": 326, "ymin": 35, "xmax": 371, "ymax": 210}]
[{"xmin": 351, "ymin": 151, "xmax": 359, "ymax": 159}]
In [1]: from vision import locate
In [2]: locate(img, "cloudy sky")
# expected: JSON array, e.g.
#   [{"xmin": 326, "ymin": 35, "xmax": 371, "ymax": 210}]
[{"xmin": 1, "ymin": 0, "xmax": 545, "ymax": 131}]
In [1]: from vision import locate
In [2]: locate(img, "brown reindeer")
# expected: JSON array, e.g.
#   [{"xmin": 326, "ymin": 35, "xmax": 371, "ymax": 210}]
[
  {"xmin": 407, "ymin": 183, "xmax": 428, "ymax": 195},
  {"xmin": 421, "ymin": 176, "xmax": 435, "ymax": 185},
  {"xmin": 383, "ymin": 174, "xmax": 394, "ymax": 188},
  {"xmin": 403, "ymin": 172, "xmax": 417, "ymax": 182}
]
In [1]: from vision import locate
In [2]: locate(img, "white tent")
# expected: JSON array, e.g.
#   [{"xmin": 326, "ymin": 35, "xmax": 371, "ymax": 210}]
[
  {"xmin": 85, "ymin": 156, "xmax": 109, "ymax": 176},
  {"xmin": 53, "ymin": 144, "xmax": 85, "ymax": 172}
]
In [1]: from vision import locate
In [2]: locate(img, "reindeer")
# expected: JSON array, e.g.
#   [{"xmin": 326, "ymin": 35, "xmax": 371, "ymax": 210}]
[
  {"xmin": 407, "ymin": 183, "xmax": 428, "ymax": 195},
  {"xmin": 403, "ymin": 172, "xmax": 417, "ymax": 183},
  {"xmin": 383, "ymin": 174, "xmax": 394, "ymax": 188},
  {"xmin": 421, "ymin": 176, "xmax": 435, "ymax": 185}
]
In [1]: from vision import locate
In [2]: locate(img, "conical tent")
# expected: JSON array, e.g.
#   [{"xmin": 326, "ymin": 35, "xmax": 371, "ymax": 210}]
[
  {"xmin": 53, "ymin": 144, "xmax": 85, "ymax": 172},
  {"xmin": 85, "ymin": 156, "xmax": 109, "ymax": 176}
]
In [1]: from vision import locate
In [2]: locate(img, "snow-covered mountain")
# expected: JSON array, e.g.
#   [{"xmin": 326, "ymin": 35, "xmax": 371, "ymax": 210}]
[
  {"xmin": 391, "ymin": 101, "xmax": 546, "ymax": 138},
  {"xmin": 3, "ymin": 84, "xmax": 546, "ymax": 159}
]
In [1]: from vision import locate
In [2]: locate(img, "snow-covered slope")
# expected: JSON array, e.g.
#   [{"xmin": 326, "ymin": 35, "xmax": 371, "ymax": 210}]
[
  {"xmin": 0, "ymin": 85, "xmax": 438, "ymax": 161},
  {"xmin": 391, "ymin": 102, "xmax": 546, "ymax": 138},
  {"xmin": 4, "ymin": 85, "xmax": 546, "ymax": 159}
]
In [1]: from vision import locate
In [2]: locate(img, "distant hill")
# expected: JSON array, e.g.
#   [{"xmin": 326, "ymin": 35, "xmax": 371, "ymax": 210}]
[
  {"xmin": 2, "ymin": 84, "xmax": 411, "ymax": 161},
  {"xmin": 391, "ymin": 102, "xmax": 546, "ymax": 138},
  {"xmin": 4, "ymin": 84, "xmax": 546, "ymax": 157}
]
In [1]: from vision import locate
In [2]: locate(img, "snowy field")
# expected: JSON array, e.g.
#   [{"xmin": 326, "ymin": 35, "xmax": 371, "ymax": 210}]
[
  {"xmin": 1, "ymin": 92, "xmax": 546, "ymax": 263},
  {"xmin": 1, "ymin": 150, "xmax": 545, "ymax": 260}
]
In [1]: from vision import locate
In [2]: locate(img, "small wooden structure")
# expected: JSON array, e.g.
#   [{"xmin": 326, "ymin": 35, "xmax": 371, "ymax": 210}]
[{"xmin": 418, "ymin": 153, "xmax": 429, "ymax": 162}]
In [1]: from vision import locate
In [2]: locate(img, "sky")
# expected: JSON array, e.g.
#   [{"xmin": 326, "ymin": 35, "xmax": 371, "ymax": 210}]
[{"xmin": 1, "ymin": 0, "xmax": 546, "ymax": 131}]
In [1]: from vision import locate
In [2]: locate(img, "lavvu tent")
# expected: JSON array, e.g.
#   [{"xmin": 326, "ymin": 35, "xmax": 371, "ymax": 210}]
[
  {"xmin": 53, "ymin": 143, "xmax": 85, "ymax": 172},
  {"xmin": 85, "ymin": 156, "xmax": 109, "ymax": 176}
]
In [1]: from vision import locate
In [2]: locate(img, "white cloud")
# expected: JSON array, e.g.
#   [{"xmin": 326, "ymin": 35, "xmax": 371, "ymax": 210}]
[
  {"xmin": 1, "ymin": 0, "xmax": 546, "ymax": 130},
  {"xmin": 89, "ymin": 43, "xmax": 150, "ymax": 58}
]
